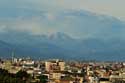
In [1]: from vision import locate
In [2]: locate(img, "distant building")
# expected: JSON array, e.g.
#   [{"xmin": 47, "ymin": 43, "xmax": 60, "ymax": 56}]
[
  {"xmin": 45, "ymin": 59, "xmax": 65, "ymax": 72},
  {"xmin": 22, "ymin": 58, "xmax": 34, "ymax": 69}
]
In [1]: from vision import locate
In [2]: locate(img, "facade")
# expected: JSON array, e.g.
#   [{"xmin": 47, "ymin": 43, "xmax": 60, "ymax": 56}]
[{"xmin": 45, "ymin": 59, "xmax": 65, "ymax": 72}]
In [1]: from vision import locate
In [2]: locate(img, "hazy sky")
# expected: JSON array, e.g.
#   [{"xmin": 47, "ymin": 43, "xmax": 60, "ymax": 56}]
[
  {"xmin": 0, "ymin": 0, "xmax": 125, "ymax": 39},
  {"xmin": 0, "ymin": 0, "xmax": 124, "ymax": 19}
]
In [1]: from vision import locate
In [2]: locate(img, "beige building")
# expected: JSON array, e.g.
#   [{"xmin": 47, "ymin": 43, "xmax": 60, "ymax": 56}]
[
  {"xmin": 50, "ymin": 71, "xmax": 62, "ymax": 80},
  {"xmin": 45, "ymin": 59, "xmax": 65, "ymax": 72}
]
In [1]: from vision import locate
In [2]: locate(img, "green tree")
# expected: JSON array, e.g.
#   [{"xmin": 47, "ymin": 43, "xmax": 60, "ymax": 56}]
[
  {"xmin": 39, "ymin": 75, "xmax": 48, "ymax": 83},
  {"xmin": 16, "ymin": 70, "xmax": 29, "ymax": 80}
]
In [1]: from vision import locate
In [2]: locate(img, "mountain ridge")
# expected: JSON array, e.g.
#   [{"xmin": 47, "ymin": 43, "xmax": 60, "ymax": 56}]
[
  {"xmin": 0, "ymin": 10, "xmax": 125, "ymax": 61},
  {"xmin": 0, "ymin": 32, "xmax": 125, "ymax": 61}
]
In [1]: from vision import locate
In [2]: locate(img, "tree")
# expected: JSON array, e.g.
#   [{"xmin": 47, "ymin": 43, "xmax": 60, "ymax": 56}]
[
  {"xmin": 39, "ymin": 75, "xmax": 48, "ymax": 83},
  {"xmin": 16, "ymin": 70, "xmax": 30, "ymax": 81},
  {"xmin": 0, "ymin": 68, "xmax": 26, "ymax": 83}
]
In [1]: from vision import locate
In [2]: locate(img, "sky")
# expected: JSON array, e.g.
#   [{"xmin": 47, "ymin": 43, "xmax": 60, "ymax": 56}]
[
  {"xmin": 0, "ymin": 0, "xmax": 124, "ymax": 19},
  {"xmin": 0, "ymin": 0, "xmax": 125, "ymax": 39}
]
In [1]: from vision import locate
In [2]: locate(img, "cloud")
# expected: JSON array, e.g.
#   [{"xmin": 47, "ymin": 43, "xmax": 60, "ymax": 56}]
[
  {"xmin": 0, "ymin": 0, "xmax": 125, "ymax": 20},
  {"xmin": 0, "ymin": 0, "xmax": 125, "ymax": 39},
  {"xmin": 0, "ymin": 9, "xmax": 125, "ymax": 40}
]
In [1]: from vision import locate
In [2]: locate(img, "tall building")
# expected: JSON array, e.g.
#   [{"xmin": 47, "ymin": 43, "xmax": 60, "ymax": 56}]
[{"xmin": 45, "ymin": 59, "xmax": 65, "ymax": 72}]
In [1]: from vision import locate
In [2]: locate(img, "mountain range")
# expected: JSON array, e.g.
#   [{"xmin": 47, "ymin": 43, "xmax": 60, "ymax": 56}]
[
  {"xmin": 0, "ymin": 10, "xmax": 125, "ymax": 61},
  {"xmin": 0, "ymin": 32, "xmax": 125, "ymax": 61}
]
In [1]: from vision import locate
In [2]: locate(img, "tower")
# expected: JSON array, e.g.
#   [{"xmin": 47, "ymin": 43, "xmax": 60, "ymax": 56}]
[{"xmin": 11, "ymin": 50, "xmax": 14, "ymax": 63}]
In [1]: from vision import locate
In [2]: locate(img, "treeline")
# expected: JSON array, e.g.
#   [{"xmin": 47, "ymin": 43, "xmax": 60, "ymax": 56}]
[{"xmin": 0, "ymin": 68, "xmax": 30, "ymax": 83}]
